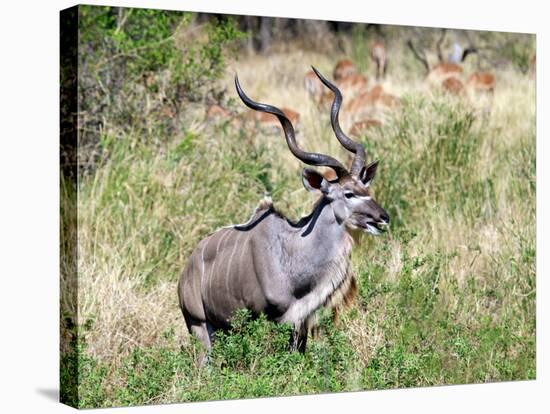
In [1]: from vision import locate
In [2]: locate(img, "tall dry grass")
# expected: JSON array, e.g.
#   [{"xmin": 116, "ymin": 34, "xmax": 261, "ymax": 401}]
[{"xmin": 62, "ymin": 34, "xmax": 535, "ymax": 406}]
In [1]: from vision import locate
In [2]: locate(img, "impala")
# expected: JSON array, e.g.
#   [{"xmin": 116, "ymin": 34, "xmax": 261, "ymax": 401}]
[
  {"xmin": 407, "ymin": 32, "xmax": 498, "ymax": 99},
  {"xmin": 337, "ymin": 73, "xmax": 369, "ymax": 94},
  {"xmin": 246, "ymin": 106, "xmax": 301, "ymax": 133},
  {"xmin": 370, "ymin": 41, "xmax": 387, "ymax": 80},
  {"xmin": 344, "ymin": 84, "xmax": 399, "ymax": 121},
  {"xmin": 407, "ymin": 38, "xmax": 464, "ymax": 85},
  {"xmin": 317, "ymin": 72, "xmax": 369, "ymax": 109},
  {"xmin": 205, "ymin": 103, "xmax": 300, "ymax": 133},
  {"xmin": 441, "ymin": 76, "xmax": 465, "ymax": 96},
  {"xmin": 466, "ymin": 72, "xmax": 496, "ymax": 94},
  {"xmin": 178, "ymin": 67, "xmax": 389, "ymax": 358},
  {"xmin": 333, "ymin": 59, "xmax": 357, "ymax": 81},
  {"xmin": 308, "ymin": 61, "xmax": 368, "ymax": 107},
  {"xmin": 304, "ymin": 68, "xmax": 323, "ymax": 100}
]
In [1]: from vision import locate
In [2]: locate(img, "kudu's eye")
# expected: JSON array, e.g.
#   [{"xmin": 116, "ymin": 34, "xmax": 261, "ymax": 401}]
[{"xmin": 344, "ymin": 192, "xmax": 355, "ymax": 199}]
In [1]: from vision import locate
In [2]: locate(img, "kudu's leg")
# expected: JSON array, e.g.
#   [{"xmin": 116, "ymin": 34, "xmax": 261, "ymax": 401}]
[
  {"xmin": 191, "ymin": 322, "xmax": 215, "ymax": 367},
  {"xmin": 184, "ymin": 313, "xmax": 214, "ymax": 366},
  {"xmin": 289, "ymin": 322, "xmax": 308, "ymax": 353}
]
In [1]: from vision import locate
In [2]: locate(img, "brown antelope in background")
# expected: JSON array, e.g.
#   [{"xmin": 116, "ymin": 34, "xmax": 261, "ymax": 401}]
[
  {"xmin": 246, "ymin": 106, "xmax": 301, "ymax": 133},
  {"xmin": 345, "ymin": 84, "xmax": 399, "ymax": 121},
  {"xmin": 441, "ymin": 76, "xmax": 465, "ymax": 96},
  {"xmin": 333, "ymin": 59, "xmax": 369, "ymax": 92},
  {"xmin": 304, "ymin": 68, "xmax": 324, "ymax": 100},
  {"xmin": 309, "ymin": 61, "xmax": 368, "ymax": 109},
  {"xmin": 370, "ymin": 41, "xmax": 387, "ymax": 81},
  {"xmin": 407, "ymin": 30, "xmax": 498, "ymax": 103},
  {"xmin": 337, "ymin": 73, "xmax": 369, "ymax": 93},
  {"xmin": 206, "ymin": 103, "xmax": 300, "ymax": 134},
  {"xmin": 318, "ymin": 72, "xmax": 369, "ymax": 108},
  {"xmin": 465, "ymin": 72, "xmax": 496, "ymax": 113},
  {"xmin": 466, "ymin": 72, "xmax": 496, "ymax": 95},
  {"xmin": 178, "ymin": 67, "xmax": 389, "ymax": 360},
  {"xmin": 333, "ymin": 59, "xmax": 357, "ymax": 81},
  {"xmin": 426, "ymin": 63, "xmax": 463, "ymax": 84},
  {"xmin": 407, "ymin": 38, "xmax": 464, "ymax": 86}
]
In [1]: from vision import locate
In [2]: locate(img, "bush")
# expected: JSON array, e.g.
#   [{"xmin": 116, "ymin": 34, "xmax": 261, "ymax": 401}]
[{"xmin": 77, "ymin": 6, "xmax": 245, "ymax": 171}]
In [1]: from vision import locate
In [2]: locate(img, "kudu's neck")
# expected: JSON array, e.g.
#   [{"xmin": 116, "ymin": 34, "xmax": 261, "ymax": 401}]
[
  {"xmin": 297, "ymin": 196, "xmax": 337, "ymax": 235},
  {"xmin": 288, "ymin": 196, "xmax": 352, "ymax": 265},
  {"xmin": 275, "ymin": 196, "xmax": 354, "ymax": 296}
]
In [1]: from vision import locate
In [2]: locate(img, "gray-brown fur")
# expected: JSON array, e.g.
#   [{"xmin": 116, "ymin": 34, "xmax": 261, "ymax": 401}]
[{"xmin": 179, "ymin": 197, "xmax": 357, "ymax": 352}]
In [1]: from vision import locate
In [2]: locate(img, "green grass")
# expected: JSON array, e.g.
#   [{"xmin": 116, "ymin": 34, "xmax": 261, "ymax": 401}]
[
  {"xmin": 61, "ymin": 18, "xmax": 536, "ymax": 408},
  {"xmin": 63, "ymin": 225, "xmax": 535, "ymax": 407}
]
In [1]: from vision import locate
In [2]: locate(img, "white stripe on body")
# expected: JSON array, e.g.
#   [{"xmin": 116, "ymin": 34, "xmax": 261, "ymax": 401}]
[
  {"xmin": 224, "ymin": 230, "xmax": 244, "ymax": 301},
  {"xmin": 199, "ymin": 235, "xmax": 211, "ymax": 291},
  {"xmin": 206, "ymin": 228, "xmax": 232, "ymax": 309},
  {"xmin": 235, "ymin": 232, "xmax": 251, "ymax": 306}
]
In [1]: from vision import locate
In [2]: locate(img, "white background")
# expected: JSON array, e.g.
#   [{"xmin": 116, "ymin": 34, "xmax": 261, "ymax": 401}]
[{"xmin": 0, "ymin": 0, "xmax": 547, "ymax": 412}]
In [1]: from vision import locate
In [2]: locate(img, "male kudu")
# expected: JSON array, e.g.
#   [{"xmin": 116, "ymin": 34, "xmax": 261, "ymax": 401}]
[{"xmin": 178, "ymin": 67, "xmax": 389, "ymax": 357}]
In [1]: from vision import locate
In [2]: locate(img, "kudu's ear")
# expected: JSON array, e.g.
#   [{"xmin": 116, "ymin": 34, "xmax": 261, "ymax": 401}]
[
  {"xmin": 360, "ymin": 160, "xmax": 379, "ymax": 185},
  {"xmin": 302, "ymin": 168, "xmax": 330, "ymax": 194}
]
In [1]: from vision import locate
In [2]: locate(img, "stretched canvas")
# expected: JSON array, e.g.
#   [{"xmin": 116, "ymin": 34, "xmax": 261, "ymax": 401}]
[{"xmin": 60, "ymin": 4, "xmax": 536, "ymax": 409}]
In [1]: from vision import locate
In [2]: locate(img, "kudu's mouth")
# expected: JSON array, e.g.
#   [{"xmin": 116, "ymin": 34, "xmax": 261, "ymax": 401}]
[
  {"xmin": 348, "ymin": 217, "xmax": 389, "ymax": 235},
  {"xmin": 351, "ymin": 209, "xmax": 390, "ymax": 235},
  {"xmin": 364, "ymin": 221, "xmax": 389, "ymax": 235}
]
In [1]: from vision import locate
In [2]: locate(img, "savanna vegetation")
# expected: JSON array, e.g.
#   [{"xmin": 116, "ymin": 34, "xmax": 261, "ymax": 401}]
[{"xmin": 60, "ymin": 5, "xmax": 536, "ymax": 408}]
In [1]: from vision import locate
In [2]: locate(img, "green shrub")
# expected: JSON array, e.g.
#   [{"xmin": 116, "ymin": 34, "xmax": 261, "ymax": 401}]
[{"xmin": 77, "ymin": 6, "xmax": 245, "ymax": 171}]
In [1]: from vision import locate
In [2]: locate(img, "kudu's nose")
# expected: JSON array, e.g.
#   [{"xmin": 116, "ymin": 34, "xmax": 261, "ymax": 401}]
[{"xmin": 380, "ymin": 211, "xmax": 390, "ymax": 224}]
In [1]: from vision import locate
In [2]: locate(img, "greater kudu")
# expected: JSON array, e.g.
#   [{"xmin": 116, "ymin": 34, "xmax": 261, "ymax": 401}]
[{"xmin": 178, "ymin": 67, "xmax": 390, "ymax": 357}]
